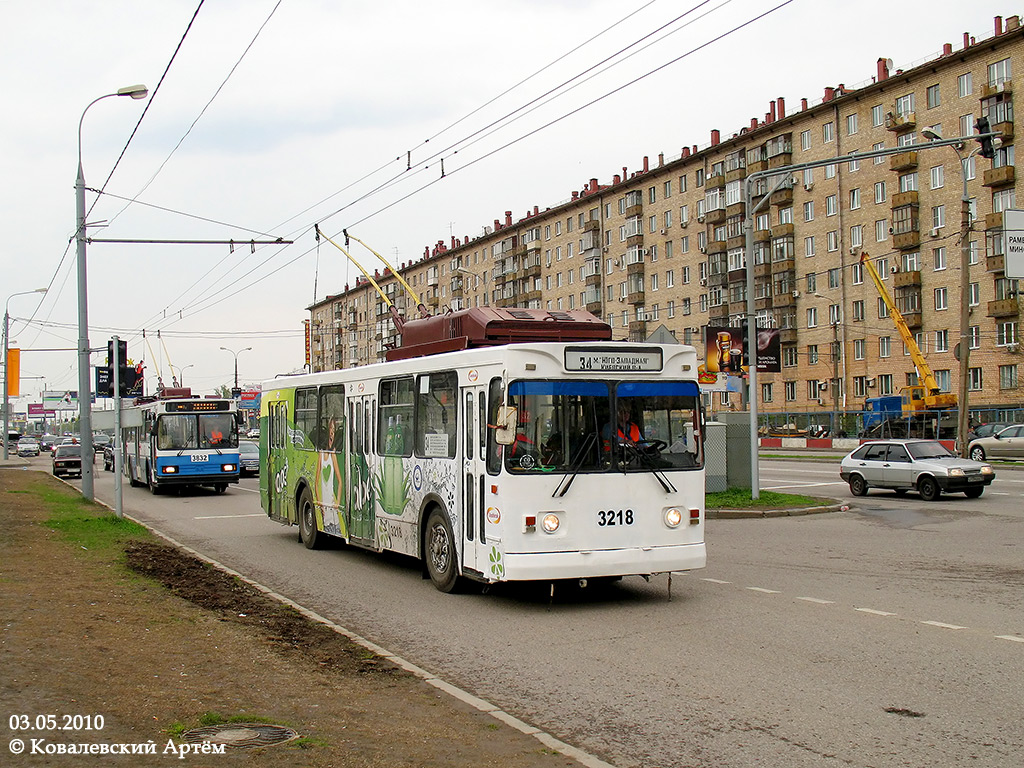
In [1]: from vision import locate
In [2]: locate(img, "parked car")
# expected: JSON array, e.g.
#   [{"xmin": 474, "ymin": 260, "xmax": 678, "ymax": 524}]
[
  {"xmin": 966, "ymin": 421, "xmax": 1011, "ymax": 443},
  {"xmin": 17, "ymin": 438, "xmax": 40, "ymax": 457},
  {"xmin": 246, "ymin": 428, "xmax": 260, "ymax": 439},
  {"xmin": 840, "ymin": 439, "xmax": 995, "ymax": 500},
  {"xmin": 52, "ymin": 444, "xmax": 86, "ymax": 478},
  {"xmin": 238, "ymin": 440, "xmax": 260, "ymax": 476},
  {"xmin": 968, "ymin": 424, "xmax": 1024, "ymax": 462}
]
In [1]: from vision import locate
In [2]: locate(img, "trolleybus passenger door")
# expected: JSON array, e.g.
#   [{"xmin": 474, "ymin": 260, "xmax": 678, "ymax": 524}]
[
  {"xmin": 267, "ymin": 400, "xmax": 290, "ymax": 522},
  {"xmin": 461, "ymin": 383, "xmax": 487, "ymax": 577},
  {"xmin": 347, "ymin": 395, "xmax": 376, "ymax": 546}
]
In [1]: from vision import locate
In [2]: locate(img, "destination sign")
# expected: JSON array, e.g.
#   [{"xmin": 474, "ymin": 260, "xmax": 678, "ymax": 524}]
[
  {"xmin": 165, "ymin": 400, "xmax": 230, "ymax": 413},
  {"xmin": 1003, "ymin": 209, "xmax": 1024, "ymax": 279},
  {"xmin": 564, "ymin": 347, "xmax": 663, "ymax": 372}
]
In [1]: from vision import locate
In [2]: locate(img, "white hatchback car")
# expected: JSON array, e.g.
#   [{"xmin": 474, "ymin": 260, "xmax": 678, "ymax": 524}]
[{"xmin": 840, "ymin": 439, "xmax": 995, "ymax": 501}]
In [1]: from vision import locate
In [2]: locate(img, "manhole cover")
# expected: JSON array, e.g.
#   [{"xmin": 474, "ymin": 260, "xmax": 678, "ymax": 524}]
[{"xmin": 182, "ymin": 723, "xmax": 299, "ymax": 748}]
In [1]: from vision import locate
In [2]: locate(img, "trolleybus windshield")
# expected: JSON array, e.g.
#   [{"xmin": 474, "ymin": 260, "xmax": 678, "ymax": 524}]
[{"xmin": 503, "ymin": 379, "xmax": 702, "ymax": 474}]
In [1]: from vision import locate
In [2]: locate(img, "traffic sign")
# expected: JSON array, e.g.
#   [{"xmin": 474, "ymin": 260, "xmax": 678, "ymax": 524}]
[{"xmin": 1003, "ymin": 209, "xmax": 1024, "ymax": 279}]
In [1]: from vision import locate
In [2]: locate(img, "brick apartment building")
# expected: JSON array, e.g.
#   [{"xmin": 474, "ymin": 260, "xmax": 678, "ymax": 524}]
[{"xmin": 308, "ymin": 12, "xmax": 1023, "ymax": 418}]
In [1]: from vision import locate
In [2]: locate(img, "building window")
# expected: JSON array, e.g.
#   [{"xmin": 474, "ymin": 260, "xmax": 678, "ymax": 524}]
[
  {"xmin": 934, "ymin": 287, "xmax": 948, "ymax": 310},
  {"xmin": 828, "ymin": 267, "xmax": 840, "ymax": 289},
  {"xmin": 852, "ymin": 299, "xmax": 865, "ymax": 321},
  {"xmin": 898, "ymin": 172, "xmax": 918, "ymax": 193},
  {"xmin": 969, "ymin": 367, "xmax": 983, "ymax": 391},
  {"xmin": 806, "ymin": 307, "xmax": 818, "ymax": 328},
  {"xmin": 932, "ymin": 205, "xmax": 945, "ymax": 230},
  {"xmin": 785, "ymin": 381, "xmax": 797, "ymax": 401},
  {"xmin": 783, "ymin": 345, "xmax": 798, "ymax": 367},
  {"xmin": 999, "ymin": 364, "xmax": 1018, "ymax": 390},
  {"xmin": 879, "ymin": 336, "xmax": 891, "ymax": 358},
  {"xmin": 935, "ymin": 329, "xmax": 949, "ymax": 352},
  {"xmin": 969, "ymin": 325, "xmax": 981, "ymax": 350},
  {"xmin": 997, "ymin": 321, "xmax": 1018, "ymax": 346},
  {"xmin": 827, "ymin": 231, "xmax": 839, "ymax": 252},
  {"xmin": 875, "ymin": 219, "xmax": 888, "ymax": 242},
  {"xmin": 807, "ymin": 345, "xmax": 819, "ymax": 365},
  {"xmin": 804, "ymin": 236, "xmax": 816, "ymax": 257},
  {"xmin": 872, "ymin": 104, "xmax": 884, "ymax": 126},
  {"xmin": 801, "ymin": 129, "xmax": 811, "ymax": 150},
  {"xmin": 989, "ymin": 57, "xmax": 1012, "ymax": 87},
  {"xmin": 823, "ymin": 122, "xmax": 834, "ymax": 143},
  {"xmin": 930, "ymin": 165, "xmax": 944, "ymax": 189},
  {"xmin": 933, "ymin": 246, "xmax": 946, "ymax": 270},
  {"xmin": 804, "ymin": 201, "xmax": 815, "ymax": 221},
  {"xmin": 850, "ymin": 225, "xmax": 863, "ymax": 248},
  {"xmin": 926, "ymin": 83, "xmax": 941, "ymax": 109},
  {"xmin": 851, "ymin": 263, "xmax": 864, "ymax": 285},
  {"xmin": 854, "ymin": 376, "xmax": 868, "ymax": 397},
  {"xmin": 846, "ymin": 113, "xmax": 858, "ymax": 135},
  {"xmin": 854, "ymin": 338, "xmax": 866, "ymax": 360},
  {"xmin": 895, "ymin": 92, "xmax": 915, "ymax": 116},
  {"xmin": 958, "ymin": 72, "xmax": 972, "ymax": 98},
  {"xmin": 826, "ymin": 195, "xmax": 838, "ymax": 216},
  {"xmin": 849, "ymin": 188, "xmax": 861, "ymax": 210},
  {"xmin": 761, "ymin": 383, "xmax": 773, "ymax": 402},
  {"xmin": 874, "ymin": 181, "xmax": 886, "ymax": 203},
  {"xmin": 663, "ymin": 180, "xmax": 672, "ymax": 198}
]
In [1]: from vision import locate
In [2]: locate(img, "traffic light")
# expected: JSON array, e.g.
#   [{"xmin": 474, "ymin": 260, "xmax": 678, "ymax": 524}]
[
  {"xmin": 107, "ymin": 339, "xmax": 128, "ymax": 369},
  {"xmin": 975, "ymin": 116, "xmax": 996, "ymax": 159}
]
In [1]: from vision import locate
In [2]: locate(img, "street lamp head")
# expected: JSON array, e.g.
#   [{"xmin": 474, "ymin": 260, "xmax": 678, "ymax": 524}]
[
  {"xmin": 117, "ymin": 84, "xmax": 149, "ymax": 100},
  {"xmin": 922, "ymin": 129, "xmax": 941, "ymax": 141}
]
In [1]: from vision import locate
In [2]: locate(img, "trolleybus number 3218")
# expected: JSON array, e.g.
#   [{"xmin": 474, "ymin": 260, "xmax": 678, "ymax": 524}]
[{"xmin": 597, "ymin": 509, "xmax": 635, "ymax": 526}]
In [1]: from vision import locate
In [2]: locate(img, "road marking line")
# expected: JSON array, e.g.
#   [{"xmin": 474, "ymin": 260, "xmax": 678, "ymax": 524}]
[
  {"xmin": 921, "ymin": 621, "xmax": 967, "ymax": 630},
  {"xmin": 762, "ymin": 482, "xmax": 846, "ymax": 490},
  {"xmin": 856, "ymin": 608, "xmax": 897, "ymax": 616},
  {"xmin": 701, "ymin": 578, "xmax": 732, "ymax": 584},
  {"xmin": 996, "ymin": 635, "xmax": 1024, "ymax": 643},
  {"xmin": 234, "ymin": 486, "xmax": 260, "ymax": 494},
  {"xmin": 747, "ymin": 587, "xmax": 781, "ymax": 594},
  {"xmin": 796, "ymin": 597, "xmax": 834, "ymax": 604},
  {"xmin": 193, "ymin": 513, "xmax": 265, "ymax": 520}
]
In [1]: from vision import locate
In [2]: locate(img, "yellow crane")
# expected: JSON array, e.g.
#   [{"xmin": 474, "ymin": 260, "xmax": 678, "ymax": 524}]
[{"xmin": 860, "ymin": 252, "xmax": 957, "ymax": 413}]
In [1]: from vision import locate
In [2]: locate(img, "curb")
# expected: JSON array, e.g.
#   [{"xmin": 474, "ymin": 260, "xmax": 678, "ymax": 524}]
[{"xmin": 707, "ymin": 503, "xmax": 847, "ymax": 519}]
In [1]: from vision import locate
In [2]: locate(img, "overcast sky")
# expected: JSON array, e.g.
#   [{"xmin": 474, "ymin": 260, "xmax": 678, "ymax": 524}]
[{"xmin": 0, "ymin": 0, "xmax": 1013, "ymax": 412}]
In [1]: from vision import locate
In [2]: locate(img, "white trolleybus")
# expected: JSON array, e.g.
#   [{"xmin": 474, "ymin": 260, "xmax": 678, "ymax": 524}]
[
  {"xmin": 122, "ymin": 388, "xmax": 242, "ymax": 494},
  {"xmin": 260, "ymin": 307, "xmax": 706, "ymax": 593}
]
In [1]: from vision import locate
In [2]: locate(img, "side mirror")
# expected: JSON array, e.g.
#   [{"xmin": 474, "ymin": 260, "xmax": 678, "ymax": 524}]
[{"xmin": 493, "ymin": 406, "xmax": 517, "ymax": 445}]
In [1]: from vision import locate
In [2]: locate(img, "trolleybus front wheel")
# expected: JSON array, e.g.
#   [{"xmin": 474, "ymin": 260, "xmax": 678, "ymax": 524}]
[
  {"xmin": 424, "ymin": 508, "xmax": 460, "ymax": 593},
  {"xmin": 298, "ymin": 487, "xmax": 323, "ymax": 550}
]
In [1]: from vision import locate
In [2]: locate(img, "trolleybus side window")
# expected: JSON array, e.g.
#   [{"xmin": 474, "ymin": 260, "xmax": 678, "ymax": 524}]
[
  {"xmin": 415, "ymin": 371, "xmax": 457, "ymax": 459},
  {"xmin": 486, "ymin": 377, "xmax": 504, "ymax": 474},
  {"xmin": 294, "ymin": 387, "xmax": 317, "ymax": 449},
  {"xmin": 378, "ymin": 377, "xmax": 414, "ymax": 457},
  {"xmin": 318, "ymin": 385, "xmax": 345, "ymax": 452}
]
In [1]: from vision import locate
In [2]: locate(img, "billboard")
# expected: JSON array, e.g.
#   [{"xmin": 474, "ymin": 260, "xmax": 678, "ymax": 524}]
[{"xmin": 703, "ymin": 325, "xmax": 781, "ymax": 375}]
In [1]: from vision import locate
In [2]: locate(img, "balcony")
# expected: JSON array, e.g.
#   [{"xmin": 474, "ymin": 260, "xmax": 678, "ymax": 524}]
[
  {"xmin": 767, "ymin": 150, "xmax": 793, "ymax": 169},
  {"xmin": 585, "ymin": 271, "xmax": 602, "ymax": 287},
  {"xmin": 628, "ymin": 289, "xmax": 645, "ymax": 305},
  {"xmin": 706, "ymin": 174, "xmax": 726, "ymax": 190},
  {"xmin": 891, "ymin": 190, "xmax": 919, "ymax": 208},
  {"xmin": 988, "ymin": 298, "xmax": 1020, "ymax": 317},
  {"xmin": 772, "ymin": 292, "xmax": 795, "ymax": 308},
  {"xmin": 747, "ymin": 159, "xmax": 768, "ymax": 174},
  {"xmin": 893, "ymin": 270, "xmax": 922, "ymax": 288},
  {"xmin": 728, "ymin": 267, "xmax": 747, "ymax": 283},
  {"xmin": 987, "ymin": 253, "xmax": 1005, "ymax": 273},
  {"xmin": 886, "ymin": 111, "xmax": 916, "ymax": 132},
  {"xmin": 754, "ymin": 228, "xmax": 771, "ymax": 243},
  {"xmin": 626, "ymin": 233, "xmax": 644, "ymax": 248},
  {"xmin": 708, "ymin": 271, "xmax": 728, "ymax": 288},
  {"xmin": 772, "ymin": 257, "xmax": 795, "ymax": 275},
  {"xmin": 893, "ymin": 229, "xmax": 921, "ymax": 250},
  {"xmin": 779, "ymin": 328, "xmax": 798, "ymax": 343},
  {"xmin": 993, "ymin": 120, "xmax": 1014, "ymax": 141},
  {"xmin": 772, "ymin": 222, "xmax": 795, "ymax": 239},
  {"xmin": 586, "ymin": 300, "xmax": 603, "ymax": 315},
  {"xmin": 627, "ymin": 260, "xmax": 645, "ymax": 276},
  {"xmin": 582, "ymin": 218, "xmax": 600, "ymax": 232},
  {"xmin": 755, "ymin": 296, "xmax": 772, "ymax": 311},
  {"xmin": 981, "ymin": 78, "xmax": 1012, "ymax": 98},
  {"xmin": 902, "ymin": 312, "xmax": 923, "ymax": 329},
  {"xmin": 707, "ymin": 239, "xmax": 727, "ymax": 256},
  {"xmin": 770, "ymin": 186, "xmax": 794, "ymax": 206},
  {"xmin": 628, "ymin": 320, "xmax": 648, "ymax": 336},
  {"xmin": 889, "ymin": 151, "xmax": 918, "ymax": 171},
  {"xmin": 725, "ymin": 167, "xmax": 747, "ymax": 183},
  {"xmin": 706, "ymin": 207, "xmax": 726, "ymax": 226},
  {"xmin": 985, "ymin": 212, "xmax": 1004, "ymax": 231},
  {"xmin": 754, "ymin": 262, "xmax": 771, "ymax": 279},
  {"xmin": 624, "ymin": 203, "xmax": 644, "ymax": 219},
  {"xmin": 983, "ymin": 165, "xmax": 1016, "ymax": 188}
]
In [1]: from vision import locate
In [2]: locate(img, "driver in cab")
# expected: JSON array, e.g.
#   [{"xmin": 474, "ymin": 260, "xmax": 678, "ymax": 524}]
[{"xmin": 602, "ymin": 401, "xmax": 644, "ymax": 453}]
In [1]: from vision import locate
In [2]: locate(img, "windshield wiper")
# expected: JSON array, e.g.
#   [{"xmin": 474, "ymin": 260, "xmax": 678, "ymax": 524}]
[
  {"xmin": 553, "ymin": 432, "xmax": 598, "ymax": 498},
  {"xmin": 622, "ymin": 440, "xmax": 677, "ymax": 493}
]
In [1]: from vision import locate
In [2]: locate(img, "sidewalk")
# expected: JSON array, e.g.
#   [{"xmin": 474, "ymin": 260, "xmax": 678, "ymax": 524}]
[{"xmin": 0, "ymin": 468, "xmax": 592, "ymax": 767}]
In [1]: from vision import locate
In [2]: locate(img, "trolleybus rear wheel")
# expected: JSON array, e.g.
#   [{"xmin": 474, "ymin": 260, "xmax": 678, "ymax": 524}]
[
  {"xmin": 424, "ymin": 508, "xmax": 459, "ymax": 593},
  {"xmin": 298, "ymin": 487, "xmax": 322, "ymax": 550}
]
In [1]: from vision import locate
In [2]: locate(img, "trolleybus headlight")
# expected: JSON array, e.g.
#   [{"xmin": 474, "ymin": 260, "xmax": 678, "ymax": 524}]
[
  {"xmin": 664, "ymin": 508, "xmax": 682, "ymax": 528},
  {"xmin": 162, "ymin": 466, "xmax": 178, "ymax": 474},
  {"xmin": 541, "ymin": 513, "xmax": 560, "ymax": 533},
  {"xmin": 222, "ymin": 463, "xmax": 237, "ymax": 472}
]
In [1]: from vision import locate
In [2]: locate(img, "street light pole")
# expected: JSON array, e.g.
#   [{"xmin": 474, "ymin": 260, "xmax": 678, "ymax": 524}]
[
  {"xmin": 3, "ymin": 288, "xmax": 47, "ymax": 460},
  {"xmin": 75, "ymin": 84, "xmax": 148, "ymax": 500},
  {"xmin": 923, "ymin": 130, "xmax": 982, "ymax": 456},
  {"xmin": 220, "ymin": 347, "xmax": 252, "ymax": 391}
]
